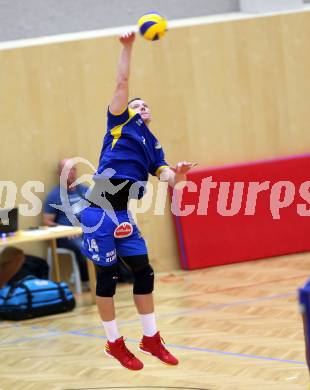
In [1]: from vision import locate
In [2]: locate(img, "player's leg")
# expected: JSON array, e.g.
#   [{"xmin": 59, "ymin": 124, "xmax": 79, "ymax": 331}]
[
  {"xmin": 116, "ymin": 213, "xmax": 178, "ymax": 366},
  {"xmin": 119, "ymin": 253, "xmax": 155, "ymax": 321},
  {"xmin": 95, "ymin": 263, "xmax": 118, "ymax": 322},
  {"xmin": 96, "ymin": 263, "xmax": 143, "ymax": 370},
  {"xmin": 119, "ymin": 253, "xmax": 155, "ymax": 314},
  {"xmin": 120, "ymin": 253, "xmax": 178, "ymax": 365},
  {"xmin": 80, "ymin": 206, "xmax": 143, "ymax": 370},
  {"xmin": 298, "ymin": 283, "xmax": 310, "ymax": 374}
]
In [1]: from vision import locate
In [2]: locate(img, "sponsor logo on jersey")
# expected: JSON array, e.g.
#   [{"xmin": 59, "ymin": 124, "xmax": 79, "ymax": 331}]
[
  {"xmin": 92, "ymin": 254, "xmax": 100, "ymax": 262},
  {"xmin": 106, "ymin": 249, "xmax": 117, "ymax": 263},
  {"xmin": 114, "ymin": 222, "xmax": 133, "ymax": 238}
]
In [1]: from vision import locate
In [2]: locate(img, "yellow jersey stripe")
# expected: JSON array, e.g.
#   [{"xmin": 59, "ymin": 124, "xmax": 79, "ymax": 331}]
[{"xmin": 110, "ymin": 108, "xmax": 135, "ymax": 149}]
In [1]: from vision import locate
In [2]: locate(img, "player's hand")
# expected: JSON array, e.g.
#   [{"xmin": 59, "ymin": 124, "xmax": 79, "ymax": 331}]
[
  {"xmin": 172, "ymin": 162, "xmax": 197, "ymax": 174},
  {"xmin": 119, "ymin": 31, "xmax": 136, "ymax": 47}
]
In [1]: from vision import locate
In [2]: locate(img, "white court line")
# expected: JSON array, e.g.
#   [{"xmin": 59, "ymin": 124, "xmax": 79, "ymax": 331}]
[
  {"xmin": 285, "ymin": 375, "xmax": 299, "ymax": 381},
  {"xmin": 0, "ymin": 5, "xmax": 310, "ymax": 51}
]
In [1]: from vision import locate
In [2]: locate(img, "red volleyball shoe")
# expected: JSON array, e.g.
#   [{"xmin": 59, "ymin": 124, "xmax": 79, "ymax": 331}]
[
  {"xmin": 105, "ymin": 336, "xmax": 144, "ymax": 370},
  {"xmin": 139, "ymin": 331, "xmax": 179, "ymax": 365}
]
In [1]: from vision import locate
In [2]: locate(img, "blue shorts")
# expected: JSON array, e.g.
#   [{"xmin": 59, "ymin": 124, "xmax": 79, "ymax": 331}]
[{"xmin": 80, "ymin": 207, "xmax": 148, "ymax": 267}]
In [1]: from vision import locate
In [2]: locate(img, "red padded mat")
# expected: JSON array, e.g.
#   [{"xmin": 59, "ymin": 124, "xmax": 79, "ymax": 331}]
[{"xmin": 171, "ymin": 154, "xmax": 310, "ymax": 270}]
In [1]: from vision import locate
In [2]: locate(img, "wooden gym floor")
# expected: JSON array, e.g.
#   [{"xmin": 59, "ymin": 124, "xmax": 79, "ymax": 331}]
[{"xmin": 0, "ymin": 252, "xmax": 309, "ymax": 390}]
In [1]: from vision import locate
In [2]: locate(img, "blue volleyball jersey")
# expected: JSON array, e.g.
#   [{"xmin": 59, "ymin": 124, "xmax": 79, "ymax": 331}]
[{"xmin": 94, "ymin": 107, "xmax": 169, "ymax": 183}]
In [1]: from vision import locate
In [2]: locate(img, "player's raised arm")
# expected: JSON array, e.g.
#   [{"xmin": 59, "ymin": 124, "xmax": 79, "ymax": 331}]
[{"xmin": 109, "ymin": 32, "xmax": 136, "ymax": 115}]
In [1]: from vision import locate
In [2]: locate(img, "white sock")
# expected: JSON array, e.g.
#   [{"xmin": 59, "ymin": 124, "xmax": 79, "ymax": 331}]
[
  {"xmin": 140, "ymin": 313, "xmax": 157, "ymax": 337},
  {"xmin": 102, "ymin": 319, "xmax": 120, "ymax": 342}
]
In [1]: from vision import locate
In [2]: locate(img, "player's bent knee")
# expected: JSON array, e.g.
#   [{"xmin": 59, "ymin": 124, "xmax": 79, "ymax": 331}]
[
  {"xmin": 96, "ymin": 264, "xmax": 118, "ymax": 297},
  {"xmin": 133, "ymin": 264, "xmax": 154, "ymax": 295}
]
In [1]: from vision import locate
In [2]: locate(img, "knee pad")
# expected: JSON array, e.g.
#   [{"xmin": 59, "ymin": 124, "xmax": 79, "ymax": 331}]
[
  {"xmin": 95, "ymin": 264, "xmax": 118, "ymax": 297},
  {"xmin": 133, "ymin": 264, "xmax": 154, "ymax": 295}
]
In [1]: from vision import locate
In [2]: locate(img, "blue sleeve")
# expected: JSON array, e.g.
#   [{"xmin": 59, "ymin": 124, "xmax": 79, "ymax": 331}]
[
  {"xmin": 43, "ymin": 188, "xmax": 60, "ymax": 214},
  {"xmin": 107, "ymin": 107, "xmax": 130, "ymax": 129},
  {"xmin": 149, "ymin": 140, "xmax": 169, "ymax": 176}
]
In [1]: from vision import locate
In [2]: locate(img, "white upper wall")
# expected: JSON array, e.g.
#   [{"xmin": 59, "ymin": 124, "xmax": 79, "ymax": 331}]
[
  {"xmin": 240, "ymin": 0, "xmax": 304, "ymax": 13},
  {"xmin": 0, "ymin": 0, "xmax": 239, "ymax": 42},
  {"xmin": 1, "ymin": 0, "xmax": 309, "ymax": 43}
]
